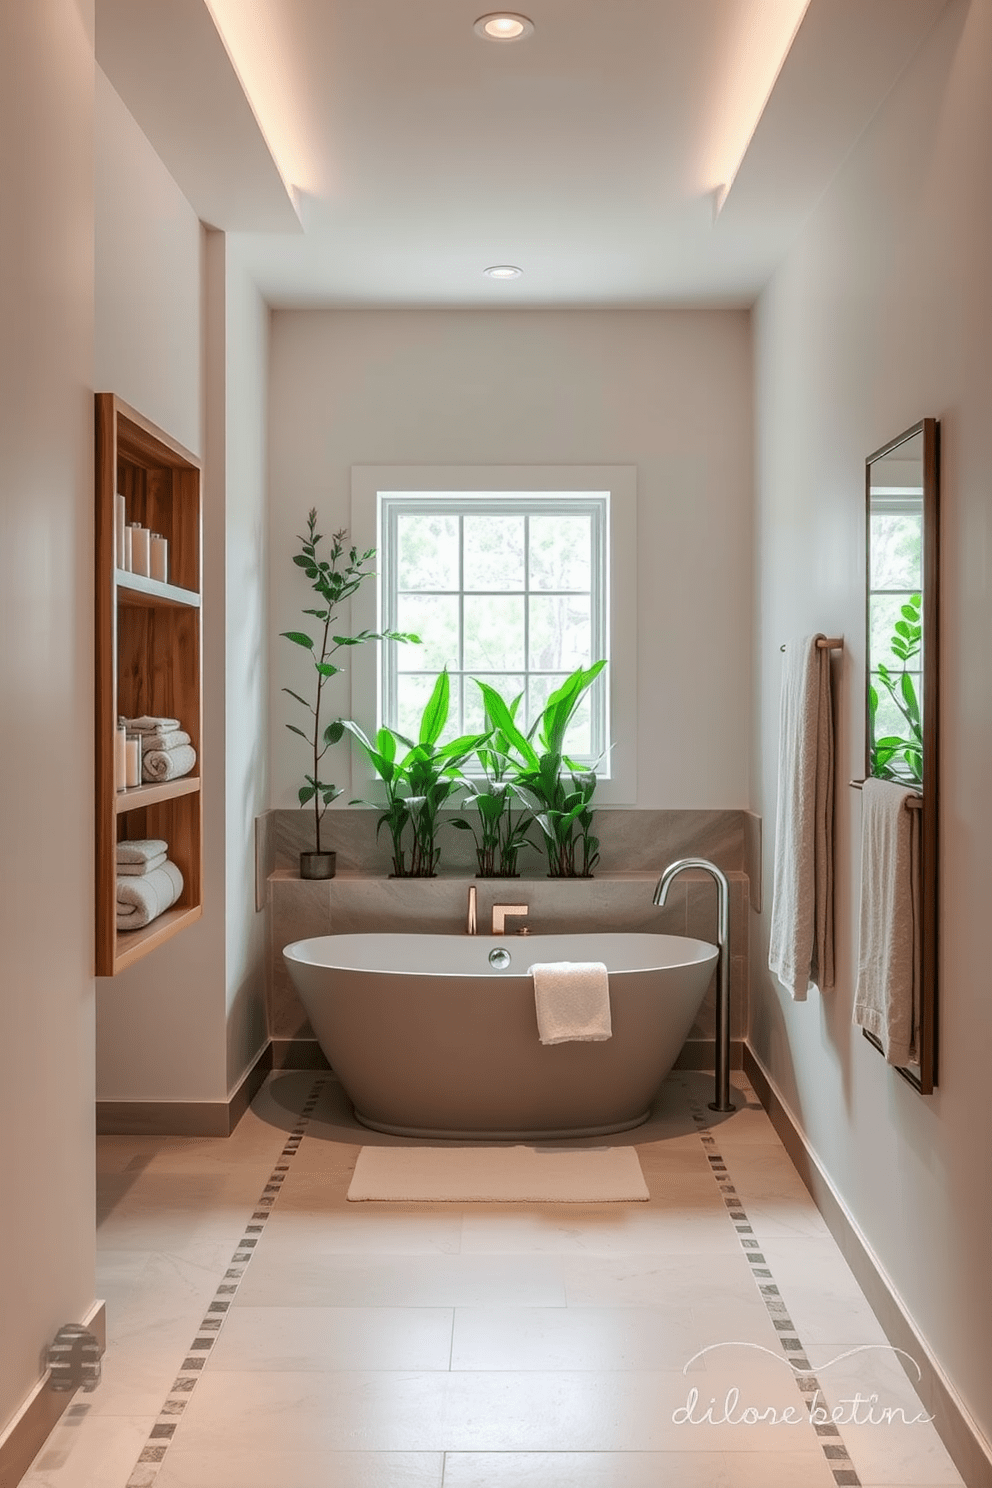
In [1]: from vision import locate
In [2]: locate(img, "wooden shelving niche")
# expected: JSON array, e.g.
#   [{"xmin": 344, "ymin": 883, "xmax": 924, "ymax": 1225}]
[{"xmin": 95, "ymin": 394, "xmax": 203, "ymax": 975}]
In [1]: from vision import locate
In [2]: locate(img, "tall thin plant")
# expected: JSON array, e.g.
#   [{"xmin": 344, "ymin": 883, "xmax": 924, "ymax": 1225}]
[{"xmin": 281, "ymin": 510, "xmax": 416, "ymax": 854}]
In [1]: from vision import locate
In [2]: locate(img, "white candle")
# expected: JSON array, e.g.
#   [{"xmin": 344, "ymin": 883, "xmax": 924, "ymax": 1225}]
[{"xmin": 125, "ymin": 735, "xmax": 141, "ymax": 788}]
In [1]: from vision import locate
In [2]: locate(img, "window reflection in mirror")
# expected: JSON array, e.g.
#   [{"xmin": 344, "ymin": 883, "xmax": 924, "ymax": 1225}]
[{"xmin": 867, "ymin": 430, "xmax": 924, "ymax": 786}]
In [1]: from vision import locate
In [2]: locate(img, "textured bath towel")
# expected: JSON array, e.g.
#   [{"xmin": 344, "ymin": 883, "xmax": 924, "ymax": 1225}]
[
  {"xmin": 529, "ymin": 961, "xmax": 611, "ymax": 1044},
  {"xmin": 142, "ymin": 743, "xmax": 197, "ymax": 783},
  {"xmin": 116, "ymin": 838, "xmax": 168, "ymax": 866},
  {"xmin": 116, "ymin": 852, "xmax": 167, "ymax": 877},
  {"xmin": 768, "ymin": 635, "xmax": 835, "ymax": 999},
  {"xmin": 116, "ymin": 860, "xmax": 183, "ymax": 930},
  {"xmin": 138, "ymin": 728, "xmax": 191, "ymax": 754},
  {"xmin": 125, "ymin": 715, "xmax": 181, "ymax": 734},
  {"xmin": 853, "ymin": 779, "xmax": 921, "ymax": 1066}
]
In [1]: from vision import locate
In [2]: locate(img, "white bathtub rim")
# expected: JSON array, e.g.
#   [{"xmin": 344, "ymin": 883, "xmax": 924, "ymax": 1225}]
[{"xmin": 283, "ymin": 931, "xmax": 718, "ymax": 978}]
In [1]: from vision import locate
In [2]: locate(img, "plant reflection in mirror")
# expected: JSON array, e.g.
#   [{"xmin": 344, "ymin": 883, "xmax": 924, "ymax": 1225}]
[{"xmin": 869, "ymin": 591, "xmax": 923, "ymax": 785}]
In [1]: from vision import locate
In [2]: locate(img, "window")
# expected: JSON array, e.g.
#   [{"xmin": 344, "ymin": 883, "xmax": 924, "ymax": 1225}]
[
  {"xmin": 379, "ymin": 492, "xmax": 608, "ymax": 764},
  {"xmin": 350, "ymin": 466, "xmax": 637, "ymax": 800}
]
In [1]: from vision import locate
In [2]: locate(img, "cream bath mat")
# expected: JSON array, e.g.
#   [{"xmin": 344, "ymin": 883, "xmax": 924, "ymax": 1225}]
[{"xmin": 347, "ymin": 1144, "xmax": 649, "ymax": 1202}]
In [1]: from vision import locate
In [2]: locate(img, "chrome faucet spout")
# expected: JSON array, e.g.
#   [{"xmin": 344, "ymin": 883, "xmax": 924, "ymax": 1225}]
[{"xmin": 653, "ymin": 857, "xmax": 734, "ymax": 1113}]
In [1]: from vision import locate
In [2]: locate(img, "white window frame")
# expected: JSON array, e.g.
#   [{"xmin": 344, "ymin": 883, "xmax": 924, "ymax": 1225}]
[{"xmin": 350, "ymin": 466, "xmax": 637, "ymax": 805}]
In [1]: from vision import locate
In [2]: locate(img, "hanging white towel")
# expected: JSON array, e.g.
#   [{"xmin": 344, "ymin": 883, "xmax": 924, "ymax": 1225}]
[
  {"xmin": 853, "ymin": 779, "xmax": 921, "ymax": 1066},
  {"xmin": 768, "ymin": 634, "xmax": 835, "ymax": 999},
  {"xmin": 528, "ymin": 961, "xmax": 612, "ymax": 1045}
]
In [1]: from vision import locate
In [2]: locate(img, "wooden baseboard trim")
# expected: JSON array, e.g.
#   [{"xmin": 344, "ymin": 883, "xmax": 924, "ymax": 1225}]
[
  {"xmin": 673, "ymin": 1037, "xmax": 744, "ymax": 1071},
  {"xmin": 743, "ymin": 1043, "xmax": 992, "ymax": 1488},
  {"xmin": 0, "ymin": 1301, "xmax": 106, "ymax": 1488},
  {"xmin": 96, "ymin": 1043, "xmax": 273, "ymax": 1137}
]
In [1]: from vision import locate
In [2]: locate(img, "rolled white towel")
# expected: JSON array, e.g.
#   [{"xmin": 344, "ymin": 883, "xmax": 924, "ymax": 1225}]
[
  {"xmin": 142, "ymin": 743, "xmax": 197, "ymax": 783},
  {"xmin": 116, "ymin": 838, "xmax": 168, "ymax": 865},
  {"xmin": 125, "ymin": 715, "xmax": 181, "ymax": 733},
  {"xmin": 116, "ymin": 860, "xmax": 184, "ymax": 930},
  {"xmin": 139, "ymin": 728, "xmax": 191, "ymax": 755},
  {"xmin": 528, "ymin": 961, "xmax": 612, "ymax": 1045}
]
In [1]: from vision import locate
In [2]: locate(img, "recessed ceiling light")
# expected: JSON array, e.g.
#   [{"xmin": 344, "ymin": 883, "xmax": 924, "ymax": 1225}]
[
  {"xmin": 483, "ymin": 265, "xmax": 523, "ymax": 279},
  {"xmin": 474, "ymin": 13, "xmax": 534, "ymax": 42}
]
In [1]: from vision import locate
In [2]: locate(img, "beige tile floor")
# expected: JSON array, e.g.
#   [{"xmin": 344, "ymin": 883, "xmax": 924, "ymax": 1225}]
[{"xmin": 22, "ymin": 1071, "xmax": 965, "ymax": 1488}]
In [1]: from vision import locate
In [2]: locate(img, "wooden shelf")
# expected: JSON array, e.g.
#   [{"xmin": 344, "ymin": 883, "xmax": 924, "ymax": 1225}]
[
  {"xmin": 115, "ymin": 776, "xmax": 200, "ymax": 814},
  {"xmin": 113, "ymin": 904, "xmax": 203, "ymax": 974},
  {"xmin": 96, "ymin": 393, "xmax": 203, "ymax": 977},
  {"xmin": 116, "ymin": 571, "xmax": 200, "ymax": 608}
]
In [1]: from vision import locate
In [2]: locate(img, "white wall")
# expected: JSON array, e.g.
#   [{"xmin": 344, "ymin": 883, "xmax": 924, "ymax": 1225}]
[
  {"xmin": 220, "ymin": 238, "xmax": 270, "ymax": 1088},
  {"xmin": 94, "ymin": 80, "xmax": 268, "ymax": 1104},
  {"xmin": 751, "ymin": 0, "xmax": 992, "ymax": 1452},
  {"xmin": 268, "ymin": 309, "xmax": 753, "ymax": 814},
  {"xmin": 0, "ymin": 0, "xmax": 97, "ymax": 1437}
]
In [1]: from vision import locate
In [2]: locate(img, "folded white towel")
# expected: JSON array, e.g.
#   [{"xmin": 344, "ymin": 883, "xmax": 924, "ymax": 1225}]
[
  {"xmin": 768, "ymin": 634, "xmax": 835, "ymax": 1000},
  {"xmin": 117, "ymin": 852, "xmax": 167, "ymax": 877},
  {"xmin": 853, "ymin": 779, "xmax": 921, "ymax": 1066},
  {"xmin": 116, "ymin": 838, "xmax": 168, "ymax": 865},
  {"xmin": 142, "ymin": 743, "xmax": 197, "ymax": 783},
  {"xmin": 116, "ymin": 860, "xmax": 184, "ymax": 930},
  {"xmin": 125, "ymin": 715, "xmax": 181, "ymax": 733},
  {"xmin": 139, "ymin": 728, "xmax": 191, "ymax": 754},
  {"xmin": 528, "ymin": 961, "xmax": 612, "ymax": 1045}
]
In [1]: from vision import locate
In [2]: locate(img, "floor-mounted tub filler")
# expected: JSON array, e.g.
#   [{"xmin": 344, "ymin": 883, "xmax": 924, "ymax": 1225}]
[{"xmin": 283, "ymin": 931, "xmax": 718, "ymax": 1140}]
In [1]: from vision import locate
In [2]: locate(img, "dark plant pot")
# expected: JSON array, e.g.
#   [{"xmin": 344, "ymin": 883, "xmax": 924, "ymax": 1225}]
[
  {"xmin": 546, "ymin": 873, "xmax": 595, "ymax": 879},
  {"xmin": 300, "ymin": 851, "xmax": 336, "ymax": 880}
]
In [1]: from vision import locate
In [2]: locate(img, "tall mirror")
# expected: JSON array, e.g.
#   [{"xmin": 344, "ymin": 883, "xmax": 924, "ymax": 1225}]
[{"xmin": 864, "ymin": 418, "xmax": 939, "ymax": 1091}]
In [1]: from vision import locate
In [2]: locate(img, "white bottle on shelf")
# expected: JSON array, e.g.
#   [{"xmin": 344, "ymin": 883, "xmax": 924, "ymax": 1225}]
[
  {"xmin": 116, "ymin": 494, "xmax": 126, "ymax": 570},
  {"xmin": 115, "ymin": 719, "xmax": 127, "ymax": 792},
  {"xmin": 150, "ymin": 533, "xmax": 168, "ymax": 584},
  {"xmin": 130, "ymin": 524, "xmax": 150, "ymax": 577}
]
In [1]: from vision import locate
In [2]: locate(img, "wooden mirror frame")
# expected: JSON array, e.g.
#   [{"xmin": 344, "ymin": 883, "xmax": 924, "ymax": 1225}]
[{"xmin": 863, "ymin": 418, "xmax": 939, "ymax": 1092}]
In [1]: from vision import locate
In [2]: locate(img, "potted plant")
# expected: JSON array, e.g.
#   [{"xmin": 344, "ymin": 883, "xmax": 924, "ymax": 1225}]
[
  {"xmin": 340, "ymin": 671, "xmax": 489, "ymax": 876},
  {"xmin": 450, "ymin": 688, "xmax": 536, "ymax": 876},
  {"xmin": 474, "ymin": 662, "xmax": 606, "ymax": 877},
  {"xmin": 281, "ymin": 509, "xmax": 416, "ymax": 878}
]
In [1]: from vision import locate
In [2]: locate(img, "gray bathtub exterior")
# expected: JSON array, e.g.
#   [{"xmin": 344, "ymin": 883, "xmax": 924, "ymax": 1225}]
[{"xmin": 283, "ymin": 932, "xmax": 718, "ymax": 1140}]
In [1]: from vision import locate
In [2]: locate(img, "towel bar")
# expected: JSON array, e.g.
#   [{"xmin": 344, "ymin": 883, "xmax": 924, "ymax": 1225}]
[
  {"xmin": 849, "ymin": 778, "xmax": 923, "ymax": 808},
  {"xmin": 779, "ymin": 637, "xmax": 844, "ymax": 652}
]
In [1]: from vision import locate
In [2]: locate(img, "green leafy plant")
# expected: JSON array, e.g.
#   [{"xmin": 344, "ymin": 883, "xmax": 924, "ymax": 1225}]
[
  {"xmin": 281, "ymin": 510, "xmax": 417, "ymax": 854},
  {"xmin": 450, "ymin": 690, "xmax": 537, "ymax": 876},
  {"xmin": 341, "ymin": 671, "xmax": 489, "ymax": 877},
  {"xmin": 869, "ymin": 591, "xmax": 923, "ymax": 785},
  {"xmin": 474, "ymin": 662, "xmax": 607, "ymax": 877}
]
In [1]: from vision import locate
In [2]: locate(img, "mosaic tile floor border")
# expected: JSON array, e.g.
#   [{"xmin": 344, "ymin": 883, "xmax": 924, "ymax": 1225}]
[
  {"xmin": 123, "ymin": 1077, "xmax": 328, "ymax": 1488},
  {"xmin": 686, "ymin": 1079, "xmax": 861, "ymax": 1486}
]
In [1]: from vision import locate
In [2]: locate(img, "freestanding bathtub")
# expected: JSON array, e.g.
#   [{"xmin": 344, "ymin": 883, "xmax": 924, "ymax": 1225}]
[{"xmin": 283, "ymin": 932, "xmax": 718, "ymax": 1139}]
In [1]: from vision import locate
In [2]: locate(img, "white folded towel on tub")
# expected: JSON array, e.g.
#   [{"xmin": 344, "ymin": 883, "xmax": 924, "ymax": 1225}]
[
  {"xmin": 117, "ymin": 861, "xmax": 184, "ymax": 930},
  {"xmin": 528, "ymin": 961, "xmax": 612, "ymax": 1045}
]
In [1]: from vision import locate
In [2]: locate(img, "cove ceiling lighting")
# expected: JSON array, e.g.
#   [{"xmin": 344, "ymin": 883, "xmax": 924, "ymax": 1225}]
[{"xmin": 474, "ymin": 13, "xmax": 534, "ymax": 41}]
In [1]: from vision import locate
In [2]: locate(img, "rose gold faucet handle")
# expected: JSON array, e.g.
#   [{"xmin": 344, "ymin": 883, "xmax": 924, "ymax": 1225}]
[
  {"xmin": 466, "ymin": 883, "xmax": 477, "ymax": 935},
  {"xmin": 491, "ymin": 903, "xmax": 529, "ymax": 935}
]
